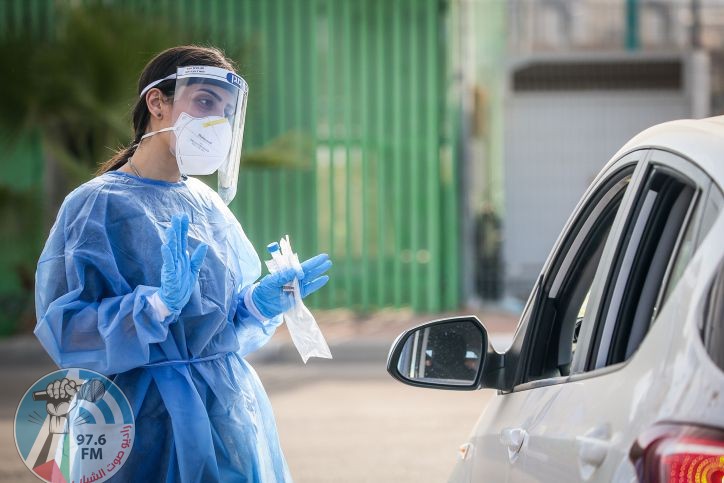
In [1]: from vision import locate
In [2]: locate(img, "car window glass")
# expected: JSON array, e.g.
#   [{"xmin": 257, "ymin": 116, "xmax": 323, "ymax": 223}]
[
  {"xmin": 560, "ymin": 214, "xmax": 615, "ymax": 363},
  {"xmin": 659, "ymin": 204, "xmax": 698, "ymax": 306},
  {"xmin": 661, "ymin": 186, "xmax": 722, "ymax": 305},
  {"xmin": 698, "ymin": 186, "xmax": 723, "ymax": 244},
  {"xmin": 593, "ymin": 166, "xmax": 699, "ymax": 368},
  {"xmin": 703, "ymin": 261, "xmax": 724, "ymax": 372},
  {"xmin": 524, "ymin": 168, "xmax": 633, "ymax": 383},
  {"xmin": 572, "ymin": 290, "xmax": 591, "ymax": 353}
]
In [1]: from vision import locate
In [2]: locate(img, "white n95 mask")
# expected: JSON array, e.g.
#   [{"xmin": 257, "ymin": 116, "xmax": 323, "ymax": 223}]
[
  {"xmin": 138, "ymin": 113, "xmax": 233, "ymax": 176},
  {"xmin": 171, "ymin": 113, "xmax": 232, "ymax": 175}
]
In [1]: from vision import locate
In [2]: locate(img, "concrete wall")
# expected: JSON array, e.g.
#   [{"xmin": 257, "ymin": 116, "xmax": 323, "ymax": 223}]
[{"xmin": 502, "ymin": 54, "xmax": 705, "ymax": 298}]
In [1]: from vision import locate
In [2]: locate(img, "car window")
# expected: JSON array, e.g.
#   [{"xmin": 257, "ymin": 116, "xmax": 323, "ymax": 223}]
[
  {"xmin": 522, "ymin": 165, "xmax": 634, "ymax": 383},
  {"xmin": 661, "ymin": 184, "xmax": 722, "ymax": 307},
  {"xmin": 697, "ymin": 185, "xmax": 723, "ymax": 245},
  {"xmin": 703, "ymin": 261, "xmax": 724, "ymax": 372},
  {"xmin": 659, "ymin": 204, "xmax": 698, "ymax": 305},
  {"xmin": 591, "ymin": 162, "xmax": 704, "ymax": 369}
]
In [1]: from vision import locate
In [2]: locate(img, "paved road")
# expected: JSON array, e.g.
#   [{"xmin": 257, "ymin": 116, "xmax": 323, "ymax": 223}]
[
  {"xmin": 0, "ymin": 309, "xmax": 516, "ymax": 482},
  {"xmin": 260, "ymin": 362, "xmax": 494, "ymax": 482}
]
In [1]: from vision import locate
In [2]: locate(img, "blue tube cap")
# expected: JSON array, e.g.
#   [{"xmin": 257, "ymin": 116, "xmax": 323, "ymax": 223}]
[{"xmin": 267, "ymin": 242, "xmax": 280, "ymax": 253}]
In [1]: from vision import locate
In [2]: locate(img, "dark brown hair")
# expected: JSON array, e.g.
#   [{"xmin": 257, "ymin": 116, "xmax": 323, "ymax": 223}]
[{"xmin": 96, "ymin": 45, "xmax": 236, "ymax": 175}]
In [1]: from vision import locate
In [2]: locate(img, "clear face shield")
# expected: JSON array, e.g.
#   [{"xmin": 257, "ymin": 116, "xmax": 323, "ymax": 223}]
[{"xmin": 140, "ymin": 66, "xmax": 248, "ymax": 204}]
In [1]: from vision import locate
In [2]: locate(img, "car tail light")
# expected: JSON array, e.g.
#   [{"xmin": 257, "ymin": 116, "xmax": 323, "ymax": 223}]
[{"xmin": 630, "ymin": 423, "xmax": 724, "ymax": 482}]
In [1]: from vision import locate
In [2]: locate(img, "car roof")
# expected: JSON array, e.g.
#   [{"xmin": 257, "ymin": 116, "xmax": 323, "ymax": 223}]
[{"xmin": 612, "ymin": 115, "xmax": 724, "ymax": 189}]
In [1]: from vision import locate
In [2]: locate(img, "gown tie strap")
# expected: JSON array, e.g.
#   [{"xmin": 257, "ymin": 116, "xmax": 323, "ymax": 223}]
[{"xmin": 142, "ymin": 351, "xmax": 232, "ymax": 367}]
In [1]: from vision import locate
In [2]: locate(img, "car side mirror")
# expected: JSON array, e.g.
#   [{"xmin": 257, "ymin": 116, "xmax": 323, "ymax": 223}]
[{"xmin": 386, "ymin": 316, "xmax": 495, "ymax": 391}]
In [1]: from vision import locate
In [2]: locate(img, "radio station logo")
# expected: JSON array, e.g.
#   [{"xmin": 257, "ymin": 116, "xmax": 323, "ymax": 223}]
[{"xmin": 14, "ymin": 369, "xmax": 135, "ymax": 483}]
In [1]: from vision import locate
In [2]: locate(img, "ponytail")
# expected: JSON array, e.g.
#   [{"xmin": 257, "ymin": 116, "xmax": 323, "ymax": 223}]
[{"xmin": 95, "ymin": 134, "xmax": 142, "ymax": 176}]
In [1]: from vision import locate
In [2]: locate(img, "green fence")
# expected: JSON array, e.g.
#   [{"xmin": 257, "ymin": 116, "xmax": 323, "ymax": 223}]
[{"xmin": 0, "ymin": 0, "xmax": 461, "ymax": 314}]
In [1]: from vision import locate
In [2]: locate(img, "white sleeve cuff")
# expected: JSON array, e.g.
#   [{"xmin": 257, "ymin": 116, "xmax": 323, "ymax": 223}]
[
  {"xmin": 148, "ymin": 291, "xmax": 173, "ymax": 319},
  {"xmin": 244, "ymin": 283, "xmax": 269, "ymax": 321}
]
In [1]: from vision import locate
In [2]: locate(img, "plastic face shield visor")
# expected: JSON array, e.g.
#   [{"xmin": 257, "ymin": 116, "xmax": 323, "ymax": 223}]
[{"xmin": 141, "ymin": 65, "xmax": 248, "ymax": 204}]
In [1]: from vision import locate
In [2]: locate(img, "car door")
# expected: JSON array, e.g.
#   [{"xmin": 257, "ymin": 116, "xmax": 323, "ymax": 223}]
[
  {"xmin": 458, "ymin": 150, "xmax": 647, "ymax": 483},
  {"xmin": 506, "ymin": 149, "xmax": 713, "ymax": 482}
]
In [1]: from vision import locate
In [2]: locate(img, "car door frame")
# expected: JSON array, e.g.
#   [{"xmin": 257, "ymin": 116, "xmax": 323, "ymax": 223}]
[
  {"xmin": 502, "ymin": 148, "xmax": 651, "ymax": 393},
  {"xmin": 581, "ymin": 148, "xmax": 713, "ymax": 374},
  {"xmin": 505, "ymin": 146, "xmax": 715, "ymax": 389}
]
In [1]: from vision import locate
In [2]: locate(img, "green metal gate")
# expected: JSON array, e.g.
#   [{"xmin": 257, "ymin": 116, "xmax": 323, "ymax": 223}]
[
  {"xmin": 0, "ymin": 0, "xmax": 461, "ymax": 313},
  {"xmin": 226, "ymin": 0, "xmax": 461, "ymax": 312}
]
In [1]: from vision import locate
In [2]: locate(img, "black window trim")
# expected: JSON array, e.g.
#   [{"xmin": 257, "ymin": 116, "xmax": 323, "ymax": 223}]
[
  {"xmin": 509, "ymin": 148, "xmax": 716, "ymax": 394},
  {"xmin": 512, "ymin": 360, "xmax": 628, "ymax": 393},
  {"xmin": 569, "ymin": 151, "xmax": 652, "ymax": 373},
  {"xmin": 587, "ymin": 150, "xmax": 710, "ymax": 371},
  {"xmin": 510, "ymin": 150, "xmax": 648, "ymax": 392}
]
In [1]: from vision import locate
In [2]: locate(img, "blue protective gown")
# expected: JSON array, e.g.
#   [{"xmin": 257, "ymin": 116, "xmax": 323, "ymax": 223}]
[{"xmin": 34, "ymin": 170, "xmax": 293, "ymax": 482}]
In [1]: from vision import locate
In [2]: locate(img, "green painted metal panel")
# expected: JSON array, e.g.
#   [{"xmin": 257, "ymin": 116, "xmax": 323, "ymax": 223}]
[
  {"xmin": 359, "ymin": 0, "xmax": 370, "ymax": 309},
  {"xmin": 374, "ymin": 0, "xmax": 387, "ymax": 307},
  {"xmin": 222, "ymin": 0, "xmax": 460, "ymax": 312},
  {"xmin": 426, "ymin": 0, "xmax": 443, "ymax": 312},
  {"xmin": 396, "ymin": 1, "xmax": 404, "ymax": 308}
]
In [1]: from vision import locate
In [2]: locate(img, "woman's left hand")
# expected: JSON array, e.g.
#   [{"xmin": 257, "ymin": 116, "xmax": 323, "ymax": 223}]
[{"xmin": 297, "ymin": 253, "xmax": 332, "ymax": 297}]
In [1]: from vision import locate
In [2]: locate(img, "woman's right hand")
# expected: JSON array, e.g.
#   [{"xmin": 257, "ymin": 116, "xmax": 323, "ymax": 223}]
[
  {"xmin": 159, "ymin": 214, "xmax": 208, "ymax": 313},
  {"xmin": 250, "ymin": 253, "xmax": 332, "ymax": 319}
]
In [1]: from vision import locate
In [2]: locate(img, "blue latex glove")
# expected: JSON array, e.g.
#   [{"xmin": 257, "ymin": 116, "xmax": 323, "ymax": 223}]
[
  {"xmin": 250, "ymin": 253, "xmax": 332, "ymax": 319},
  {"xmin": 159, "ymin": 214, "xmax": 209, "ymax": 313}
]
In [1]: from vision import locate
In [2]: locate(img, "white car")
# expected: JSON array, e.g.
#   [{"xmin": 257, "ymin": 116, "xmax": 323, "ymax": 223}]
[{"xmin": 387, "ymin": 116, "xmax": 724, "ymax": 482}]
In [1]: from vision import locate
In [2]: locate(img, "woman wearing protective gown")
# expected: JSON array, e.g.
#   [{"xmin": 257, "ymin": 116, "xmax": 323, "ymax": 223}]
[{"xmin": 33, "ymin": 45, "xmax": 331, "ymax": 482}]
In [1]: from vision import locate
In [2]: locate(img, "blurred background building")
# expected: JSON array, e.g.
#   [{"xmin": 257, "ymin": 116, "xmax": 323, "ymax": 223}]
[
  {"xmin": 458, "ymin": 0, "xmax": 724, "ymax": 305},
  {"xmin": 0, "ymin": 0, "xmax": 722, "ymax": 337}
]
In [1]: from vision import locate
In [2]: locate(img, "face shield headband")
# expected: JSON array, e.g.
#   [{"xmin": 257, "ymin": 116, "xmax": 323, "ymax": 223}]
[{"xmin": 138, "ymin": 65, "xmax": 249, "ymax": 205}]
